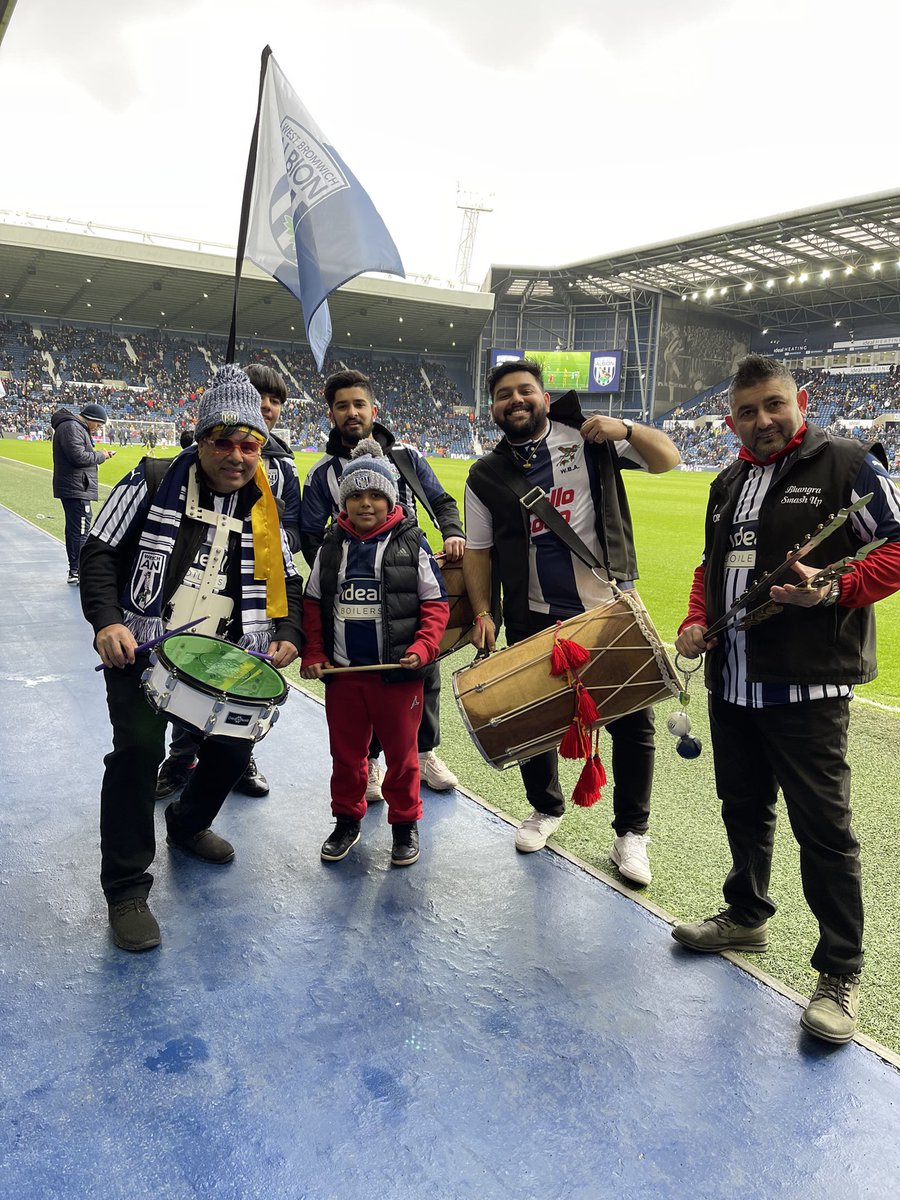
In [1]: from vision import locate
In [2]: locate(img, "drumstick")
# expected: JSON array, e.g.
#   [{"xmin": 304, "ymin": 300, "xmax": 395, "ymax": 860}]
[
  {"xmin": 93, "ymin": 616, "xmax": 205, "ymax": 671},
  {"xmin": 318, "ymin": 663, "xmax": 407, "ymax": 675}
]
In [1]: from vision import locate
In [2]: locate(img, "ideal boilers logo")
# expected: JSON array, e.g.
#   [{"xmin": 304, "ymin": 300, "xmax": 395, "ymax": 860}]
[
  {"xmin": 270, "ymin": 118, "xmax": 350, "ymax": 261},
  {"xmin": 724, "ymin": 522, "xmax": 757, "ymax": 570},
  {"xmin": 338, "ymin": 576, "xmax": 381, "ymax": 620}
]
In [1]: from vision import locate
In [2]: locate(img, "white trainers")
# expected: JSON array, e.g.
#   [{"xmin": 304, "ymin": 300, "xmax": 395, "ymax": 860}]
[
  {"xmin": 515, "ymin": 809, "xmax": 563, "ymax": 853},
  {"xmin": 365, "ymin": 758, "xmax": 384, "ymax": 803},
  {"xmin": 418, "ymin": 751, "xmax": 458, "ymax": 791},
  {"xmin": 610, "ymin": 832, "xmax": 652, "ymax": 885}
]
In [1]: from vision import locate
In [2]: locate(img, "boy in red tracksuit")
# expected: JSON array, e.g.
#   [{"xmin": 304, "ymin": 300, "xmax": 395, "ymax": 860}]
[{"xmin": 301, "ymin": 438, "xmax": 449, "ymax": 866}]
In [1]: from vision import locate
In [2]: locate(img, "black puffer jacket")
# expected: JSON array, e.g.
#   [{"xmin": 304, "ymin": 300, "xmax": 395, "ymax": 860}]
[{"xmin": 51, "ymin": 409, "xmax": 107, "ymax": 500}]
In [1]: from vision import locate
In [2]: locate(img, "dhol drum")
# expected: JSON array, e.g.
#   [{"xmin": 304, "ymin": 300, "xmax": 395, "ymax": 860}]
[
  {"xmin": 453, "ymin": 591, "xmax": 679, "ymax": 769},
  {"xmin": 141, "ymin": 633, "xmax": 288, "ymax": 741},
  {"xmin": 437, "ymin": 559, "xmax": 477, "ymax": 659}
]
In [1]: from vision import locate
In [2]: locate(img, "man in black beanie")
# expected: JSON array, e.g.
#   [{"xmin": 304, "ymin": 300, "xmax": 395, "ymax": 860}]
[{"xmin": 50, "ymin": 402, "xmax": 115, "ymax": 586}]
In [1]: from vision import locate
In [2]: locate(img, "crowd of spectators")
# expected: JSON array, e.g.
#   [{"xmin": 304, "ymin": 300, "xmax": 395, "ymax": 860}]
[
  {"xmin": 0, "ymin": 321, "xmax": 476, "ymax": 454},
  {"xmin": 8, "ymin": 320, "xmax": 896, "ymax": 473},
  {"xmin": 660, "ymin": 366, "xmax": 900, "ymax": 472}
]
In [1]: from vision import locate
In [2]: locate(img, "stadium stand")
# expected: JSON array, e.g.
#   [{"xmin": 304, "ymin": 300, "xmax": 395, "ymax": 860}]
[
  {"xmin": 3, "ymin": 319, "xmax": 899, "ymax": 470},
  {"xmin": 657, "ymin": 367, "xmax": 900, "ymax": 472},
  {"xmin": 0, "ymin": 321, "xmax": 476, "ymax": 454}
]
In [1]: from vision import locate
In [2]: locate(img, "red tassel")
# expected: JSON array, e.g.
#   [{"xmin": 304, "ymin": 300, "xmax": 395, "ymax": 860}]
[
  {"xmin": 550, "ymin": 640, "xmax": 569, "ymax": 676},
  {"xmin": 575, "ymin": 684, "xmax": 600, "ymax": 726},
  {"xmin": 572, "ymin": 758, "xmax": 601, "ymax": 807},
  {"xmin": 559, "ymin": 638, "xmax": 590, "ymax": 670},
  {"xmin": 593, "ymin": 753, "xmax": 607, "ymax": 787},
  {"xmin": 560, "ymin": 721, "xmax": 589, "ymax": 760}
]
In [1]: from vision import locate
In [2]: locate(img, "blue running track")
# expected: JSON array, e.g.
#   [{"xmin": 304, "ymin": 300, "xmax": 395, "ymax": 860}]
[{"xmin": 1, "ymin": 505, "xmax": 899, "ymax": 1200}]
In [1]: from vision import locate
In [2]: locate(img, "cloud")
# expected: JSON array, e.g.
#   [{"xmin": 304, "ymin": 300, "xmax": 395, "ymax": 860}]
[
  {"xmin": 323, "ymin": 0, "xmax": 730, "ymax": 65},
  {"xmin": 2, "ymin": 0, "xmax": 202, "ymax": 109}
]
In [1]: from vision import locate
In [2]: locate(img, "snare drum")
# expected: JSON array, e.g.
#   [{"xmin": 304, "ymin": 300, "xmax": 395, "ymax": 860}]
[
  {"xmin": 141, "ymin": 633, "xmax": 288, "ymax": 741},
  {"xmin": 453, "ymin": 592, "xmax": 679, "ymax": 769}
]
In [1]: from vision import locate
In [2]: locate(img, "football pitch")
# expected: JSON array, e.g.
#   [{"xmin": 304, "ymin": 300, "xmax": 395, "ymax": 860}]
[
  {"xmin": 4, "ymin": 438, "xmax": 898, "ymax": 704},
  {"xmin": 3, "ymin": 439, "xmax": 900, "ymax": 1053}
]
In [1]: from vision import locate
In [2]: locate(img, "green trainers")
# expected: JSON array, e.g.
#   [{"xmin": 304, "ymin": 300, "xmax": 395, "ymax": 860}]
[
  {"xmin": 800, "ymin": 972, "xmax": 861, "ymax": 1044},
  {"xmin": 672, "ymin": 911, "xmax": 769, "ymax": 953}
]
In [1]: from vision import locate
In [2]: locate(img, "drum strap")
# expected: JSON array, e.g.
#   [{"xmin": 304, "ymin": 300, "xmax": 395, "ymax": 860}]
[
  {"xmin": 390, "ymin": 447, "xmax": 440, "ymax": 527},
  {"xmin": 165, "ymin": 467, "xmax": 244, "ymax": 634},
  {"xmin": 508, "ymin": 477, "xmax": 610, "ymax": 579}
]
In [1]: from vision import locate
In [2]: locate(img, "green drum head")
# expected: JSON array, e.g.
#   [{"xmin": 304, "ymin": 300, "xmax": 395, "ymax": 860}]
[{"xmin": 161, "ymin": 634, "xmax": 284, "ymax": 700}]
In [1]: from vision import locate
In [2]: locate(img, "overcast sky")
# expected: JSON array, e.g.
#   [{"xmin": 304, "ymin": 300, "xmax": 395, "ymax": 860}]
[{"xmin": 1, "ymin": 0, "xmax": 899, "ymax": 286}]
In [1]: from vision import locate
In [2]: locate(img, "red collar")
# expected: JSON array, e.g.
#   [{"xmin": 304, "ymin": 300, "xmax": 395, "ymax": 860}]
[
  {"xmin": 337, "ymin": 503, "xmax": 406, "ymax": 540},
  {"xmin": 738, "ymin": 422, "xmax": 807, "ymax": 467}
]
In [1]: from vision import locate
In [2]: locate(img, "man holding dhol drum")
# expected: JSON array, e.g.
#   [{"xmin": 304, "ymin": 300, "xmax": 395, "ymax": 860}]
[
  {"xmin": 463, "ymin": 360, "xmax": 679, "ymax": 881},
  {"xmin": 81, "ymin": 365, "xmax": 302, "ymax": 953},
  {"xmin": 302, "ymin": 368, "xmax": 464, "ymax": 797},
  {"xmin": 672, "ymin": 354, "xmax": 900, "ymax": 1044}
]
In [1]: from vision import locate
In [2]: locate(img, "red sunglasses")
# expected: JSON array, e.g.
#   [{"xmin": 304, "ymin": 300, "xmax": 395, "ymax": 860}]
[{"xmin": 205, "ymin": 437, "xmax": 263, "ymax": 457}]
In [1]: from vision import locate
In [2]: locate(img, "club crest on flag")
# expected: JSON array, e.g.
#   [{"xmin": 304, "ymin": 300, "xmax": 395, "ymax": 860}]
[{"xmin": 280, "ymin": 118, "xmax": 349, "ymax": 222}]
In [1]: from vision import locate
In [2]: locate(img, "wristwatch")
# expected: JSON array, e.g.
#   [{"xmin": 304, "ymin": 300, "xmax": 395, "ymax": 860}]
[
  {"xmin": 820, "ymin": 579, "xmax": 841, "ymax": 607},
  {"xmin": 621, "ymin": 418, "xmax": 634, "ymax": 442}
]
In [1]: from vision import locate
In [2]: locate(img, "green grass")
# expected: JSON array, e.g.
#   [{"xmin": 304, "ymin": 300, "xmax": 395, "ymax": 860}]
[{"xmin": 4, "ymin": 439, "xmax": 900, "ymax": 1053}]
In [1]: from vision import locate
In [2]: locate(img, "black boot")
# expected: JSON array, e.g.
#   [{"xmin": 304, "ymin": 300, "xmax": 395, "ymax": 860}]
[
  {"xmin": 320, "ymin": 818, "xmax": 361, "ymax": 862},
  {"xmin": 391, "ymin": 821, "xmax": 419, "ymax": 867},
  {"xmin": 233, "ymin": 755, "xmax": 270, "ymax": 798}
]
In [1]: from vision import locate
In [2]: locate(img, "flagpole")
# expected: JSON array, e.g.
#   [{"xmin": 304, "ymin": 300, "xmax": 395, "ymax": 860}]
[{"xmin": 226, "ymin": 45, "xmax": 273, "ymax": 365}]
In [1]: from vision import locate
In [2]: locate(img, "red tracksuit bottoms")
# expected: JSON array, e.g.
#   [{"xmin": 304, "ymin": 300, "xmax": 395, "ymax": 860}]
[{"xmin": 325, "ymin": 673, "xmax": 424, "ymax": 824}]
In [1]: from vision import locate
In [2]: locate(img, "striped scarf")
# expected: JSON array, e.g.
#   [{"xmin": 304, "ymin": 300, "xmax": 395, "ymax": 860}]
[{"xmin": 119, "ymin": 448, "xmax": 292, "ymax": 653}]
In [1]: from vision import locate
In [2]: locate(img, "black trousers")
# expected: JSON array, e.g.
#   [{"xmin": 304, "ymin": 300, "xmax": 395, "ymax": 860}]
[
  {"xmin": 61, "ymin": 497, "xmax": 92, "ymax": 572},
  {"xmin": 100, "ymin": 663, "xmax": 253, "ymax": 902},
  {"xmin": 511, "ymin": 612, "xmax": 656, "ymax": 835},
  {"xmin": 709, "ymin": 693, "xmax": 863, "ymax": 975},
  {"xmin": 369, "ymin": 660, "xmax": 440, "ymax": 758}
]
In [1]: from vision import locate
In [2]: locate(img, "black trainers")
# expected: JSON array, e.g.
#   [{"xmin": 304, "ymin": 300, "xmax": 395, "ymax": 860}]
[
  {"xmin": 108, "ymin": 897, "xmax": 161, "ymax": 952},
  {"xmin": 164, "ymin": 804, "xmax": 235, "ymax": 863},
  {"xmin": 232, "ymin": 755, "xmax": 270, "ymax": 797},
  {"xmin": 155, "ymin": 756, "xmax": 196, "ymax": 801},
  {"xmin": 320, "ymin": 818, "xmax": 361, "ymax": 862},
  {"xmin": 67, "ymin": 570, "xmax": 80, "ymax": 587},
  {"xmin": 391, "ymin": 821, "xmax": 419, "ymax": 867}
]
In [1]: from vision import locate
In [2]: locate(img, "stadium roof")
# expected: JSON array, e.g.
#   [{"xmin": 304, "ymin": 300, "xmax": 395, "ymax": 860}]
[
  {"xmin": 489, "ymin": 189, "xmax": 900, "ymax": 336},
  {"xmin": 0, "ymin": 218, "xmax": 492, "ymax": 354}
]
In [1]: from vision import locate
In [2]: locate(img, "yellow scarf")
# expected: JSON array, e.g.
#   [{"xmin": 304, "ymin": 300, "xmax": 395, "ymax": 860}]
[{"xmin": 251, "ymin": 460, "xmax": 288, "ymax": 618}]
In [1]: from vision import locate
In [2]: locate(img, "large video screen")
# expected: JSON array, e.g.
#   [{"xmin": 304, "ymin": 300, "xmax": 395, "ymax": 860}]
[{"xmin": 489, "ymin": 348, "xmax": 623, "ymax": 393}]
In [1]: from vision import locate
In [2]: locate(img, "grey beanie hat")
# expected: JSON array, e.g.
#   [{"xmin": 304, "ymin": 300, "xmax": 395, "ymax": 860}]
[
  {"xmin": 81, "ymin": 403, "xmax": 108, "ymax": 423},
  {"xmin": 195, "ymin": 364, "xmax": 267, "ymax": 441},
  {"xmin": 338, "ymin": 437, "xmax": 399, "ymax": 510}
]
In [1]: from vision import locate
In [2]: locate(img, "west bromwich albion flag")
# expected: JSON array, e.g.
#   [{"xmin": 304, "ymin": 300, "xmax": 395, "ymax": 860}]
[{"xmin": 245, "ymin": 48, "xmax": 404, "ymax": 370}]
